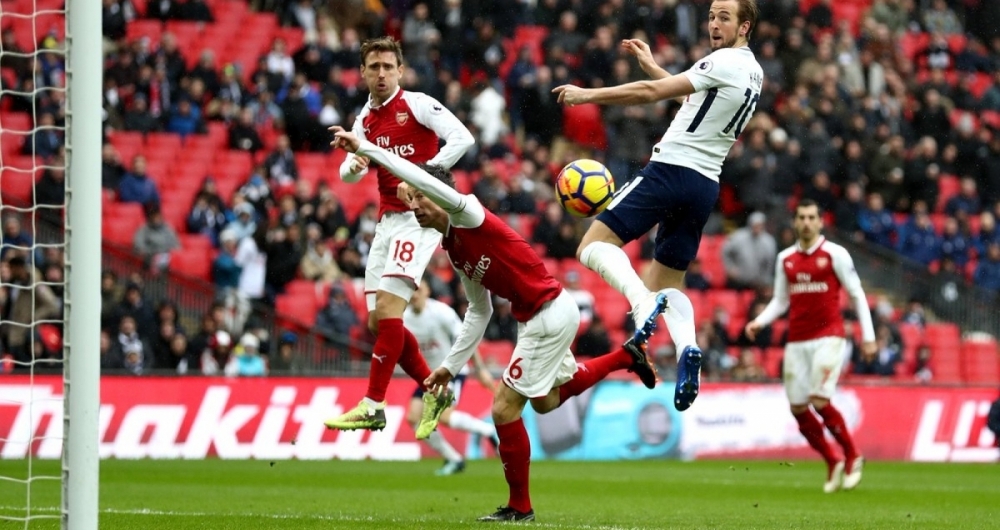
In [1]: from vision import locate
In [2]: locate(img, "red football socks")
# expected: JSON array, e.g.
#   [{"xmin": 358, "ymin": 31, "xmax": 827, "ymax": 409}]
[
  {"xmin": 794, "ymin": 409, "xmax": 839, "ymax": 465},
  {"xmin": 397, "ymin": 328, "xmax": 431, "ymax": 389},
  {"xmin": 816, "ymin": 404, "xmax": 858, "ymax": 461},
  {"xmin": 559, "ymin": 348, "xmax": 633, "ymax": 404},
  {"xmin": 496, "ymin": 417, "xmax": 532, "ymax": 513},
  {"xmin": 365, "ymin": 318, "xmax": 404, "ymax": 402}
]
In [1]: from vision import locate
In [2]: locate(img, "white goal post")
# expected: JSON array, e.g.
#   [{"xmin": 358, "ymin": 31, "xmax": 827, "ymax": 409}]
[{"xmin": 63, "ymin": 0, "xmax": 101, "ymax": 526}]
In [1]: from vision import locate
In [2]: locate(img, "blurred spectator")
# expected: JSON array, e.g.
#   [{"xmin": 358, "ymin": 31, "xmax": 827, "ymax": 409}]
[
  {"xmin": 238, "ymin": 170, "xmax": 273, "ymax": 218},
  {"xmin": 470, "ymin": 80, "xmax": 509, "ymax": 149},
  {"xmin": 266, "ymin": 38, "xmax": 295, "ymax": 82},
  {"xmin": 521, "ymin": 65, "xmax": 562, "ymax": 145},
  {"xmin": 164, "ymin": 333, "xmax": 191, "ymax": 372},
  {"xmin": 802, "ymin": 171, "xmax": 837, "ymax": 214},
  {"xmin": 24, "ymin": 112, "xmax": 62, "ymax": 158},
  {"xmin": 684, "ymin": 259, "xmax": 712, "ymax": 291},
  {"xmin": 575, "ymin": 316, "xmax": 612, "ymax": 357},
  {"xmin": 806, "ymin": 0, "xmax": 833, "ymax": 33},
  {"xmin": 234, "ymin": 333, "xmax": 268, "ymax": 376},
  {"xmin": 146, "ymin": 0, "xmax": 180, "ymax": 21},
  {"xmin": 738, "ymin": 299, "xmax": 772, "ymax": 349},
  {"xmin": 545, "ymin": 12, "xmax": 586, "ymax": 56},
  {"xmin": 974, "ymin": 242, "xmax": 1000, "ymax": 293},
  {"xmin": 102, "ymin": 144, "xmax": 126, "ymax": 190},
  {"xmin": 896, "ymin": 208, "xmax": 940, "ymax": 266},
  {"xmin": 315, "ymin": 283, "xmax": 358, "ymax": 356},
  {"xmin": 118, "ymin": 155, "xmax": 161, "ymax": 208},
  {"xmin": 484, "ymin": 296, "xmax": 518, "ymax": 343},
  {"xmin": 300, "ymin": 223, "xmax": 341, "ymax": 283},
  {"xmin": 939, "ymin": 216, "xmax": 971, "ymax": 268},
  {"xmin": 722, "ymin": 212, "xmax": 776, "ymax": 291},
  {"xmin": 834, "ymin": 181, "xmax": 865, "ymax": 238},
  {"xmin": 904, "ymin": 137, "xmax": 941, "ymax": 211},
  {"xmin": 899, "ymin": 299, "xmax": 928, "ymax": 328},
  {"xmin": 945, "ymin": 176, "xmax": 982, "ymax": 217},
  {"xmin": 868, "ymin": 135, "xmax": 907, "ymax": 209},
  {"xmin": 0, "ymin": 256, "xmax": 60, "ymax": 362},
  {"xmin": 605, "ymin": 60, "xmax": 655, "ymax": 183},
  {"xmin": 501, "ymin": 173, "xmax": 538, "ymax": 215},
  {"xmin": 923, "ymin": 0, "xmax": 962, "ymax": 34},
  {"xmin": 0, "ymin": 216, "xmax": 34, "ymax": 262},
  {"xmin": 235, "ymin": 222, "xmax": 268, "ymax": 322},
  {"xmin": 187, "ymin": 190, "xmax": 228, "ymax": 245},
  {"xmin": 212, "ymin": 229, "xmax": 243, "ymax": 294},
  {"xmin": 133, "ymin": 207, "xmax": 180, "ymax": 273},
  {"xmin": 229, "ymin": 108, "xmax": 264, "ymax": 153},
  {"xmin": 697, "ymin": 320, "xmax": 732, "ymax": 378},
  {"xmin": 270, "ymin": 331, "xmax": 304, "ymax": 374},
  {"xmin": 852, "ymin": 324, "xmax": 901, "ymax": 376},
  {"xmin": 34, "ymin": 159, "xmax": 66, "ymax": 225},
  {"xmin": 123, "ymin": 95, "xmax": 160, "ymax": 133},
  {"xmin": 731, "ymin": 348, "xmax": 767, "ymax": 382},
  {"xmin": 532, "ymin": 202, "xmax": 565, "ymax": 250},
  {"xmin": 100, "ymin": 271, "xmax": 122, "ymax": 331},
  {"xmin": 563, "ymin": 270, "xmax": 594, "ymax": 327},
  {"xmin": 225, "ymin": 202, "xmax": 258, "ymax": 241},
  {"xmin": 466, "ymin": 21, "xmax": 505, "ymax": 84},
  {"xmin": 153, "ymin": 319, "xmax": 182, "ymax": 369},
  {"xmin": 264, "ymin": 134, "xmax": 298, "ymax": 187},
  {"xmin": 858, "ymin": 192, "xmax": 896, "ymax": 248},
  {"xmin": 199, "ymin": 330, "xmax": 237, "ymax": 376},
  {"xmin": 546, "ymin": 220, "xmax": 581, "ymax": 260},
  {"xmin": 107, "ymin": 315, "xmax": 155, "ymax": 375},
  {"xmin": 165, "ymin": 98, "xmax": 206, "ymax": 137},
  {"xmin": 975, "ymin": 212, "xmax": 1000, "ymax": 255},
  {"xmin": 113, "ymin": 281, "xmax": 157, "ymax": 342},
  {"xmin": 0, "ymin": 27, "xmax": 28, "ymax": 76},
  {"xmin": 264, "ymin": 225, "xmax": 302, "ymax": 297}
]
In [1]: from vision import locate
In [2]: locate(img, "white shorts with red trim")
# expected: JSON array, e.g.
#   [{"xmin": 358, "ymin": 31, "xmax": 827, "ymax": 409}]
[
  {"xmin": 503, "ymin": 290, "xmax": 580, "ymax": 399},
  {"xmin": 783, "ymin": 336, "xmax": 846, "ymax": 405},
  {"xmin": 364, "ymin": 211, "xmax": 441, "ymax": 311}
]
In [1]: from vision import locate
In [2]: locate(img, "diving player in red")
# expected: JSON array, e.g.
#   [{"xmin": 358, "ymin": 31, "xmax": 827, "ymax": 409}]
[
  {"xmin": 325, "ymin": 37, "xmax": 474, "ymax": 433},
  {"xmin": 330, "ymin": 126, "xmax": 661, "ymax": 522},
  {"xmin": 745, "ymin": 199, "xmax": 876, "ymax": 493}
]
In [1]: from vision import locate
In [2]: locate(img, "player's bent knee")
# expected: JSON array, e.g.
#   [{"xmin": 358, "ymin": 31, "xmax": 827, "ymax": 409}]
[
  {"xmin": 810, "ymin": 396, "xmax": 830, "ymax": 410},
  {"xmin": 789, "ymin": 404, "xmax": 810, "ymax": 415}
]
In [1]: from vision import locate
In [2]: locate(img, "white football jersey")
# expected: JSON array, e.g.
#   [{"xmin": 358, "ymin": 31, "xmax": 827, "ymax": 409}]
[
  {"xmin": 403, "ymin": 298, "xmax": 467, "ymax": 372},
  {"xmin": 650, "ymin": 46, "xmax": 764, "ymax": 182}
]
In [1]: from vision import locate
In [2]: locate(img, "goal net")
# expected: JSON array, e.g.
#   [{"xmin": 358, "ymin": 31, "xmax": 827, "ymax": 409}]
[{"xmin": 0, "ymin": 0, "xmax": 100, "ymax": 528}]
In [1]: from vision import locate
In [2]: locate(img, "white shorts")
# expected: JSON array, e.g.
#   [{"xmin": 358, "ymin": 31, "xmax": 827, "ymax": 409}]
[
  {"xmin": 783, "ymin": 336, "xmax": 847, "ymax": 405},
  {"xmin": 365, "ymin": 211, "xmax": 441, "ymax": 311},
  {"xmin": 502, "ymin": 290, "xmax": 580, "ymax": 399}
]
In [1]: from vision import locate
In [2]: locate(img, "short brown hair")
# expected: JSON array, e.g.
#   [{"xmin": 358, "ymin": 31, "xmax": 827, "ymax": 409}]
[
  {"xmin": 360, "ymin": 37, "xmax": 404, "ymax": 68},
  {"xmin": 730, "ymin": 0, "xmax": 759, "ymax": 39},
  {"xmin": 418, "ymin": 164, "xmax": 455, "ymax": 189},
  {"xmin": 796, "ymin": 198, "xmax": 822, "ymax": 215}
]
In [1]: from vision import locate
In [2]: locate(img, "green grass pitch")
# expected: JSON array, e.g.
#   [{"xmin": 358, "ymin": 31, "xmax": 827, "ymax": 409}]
[{"xmin": 1, "ymin": 459, "xmax": 998, "ymax": 529}]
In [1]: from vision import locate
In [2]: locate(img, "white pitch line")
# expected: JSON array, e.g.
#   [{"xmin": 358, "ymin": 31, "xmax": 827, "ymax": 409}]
[{"xmin": 0, "ymin": 506, "xmax": 648, "ymax": 530}]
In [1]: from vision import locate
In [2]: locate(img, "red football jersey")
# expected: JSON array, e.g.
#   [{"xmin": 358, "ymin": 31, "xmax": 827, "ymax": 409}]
[
  {"xmin": 777, "ymin": 237, "xmax": 849, "ymax": 342},
  {"xmin": 442, "ymin": 210, "xmax": 562, "ymax": 322},
  {"xmin": 355, "ymin": 89, "xmax": 470, "ymax": 217}
]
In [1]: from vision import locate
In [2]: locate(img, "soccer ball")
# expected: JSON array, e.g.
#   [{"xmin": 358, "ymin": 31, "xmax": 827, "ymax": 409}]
[{"xmin": 555, "ymin": 159, "xmax": 616, "ymax": 218}]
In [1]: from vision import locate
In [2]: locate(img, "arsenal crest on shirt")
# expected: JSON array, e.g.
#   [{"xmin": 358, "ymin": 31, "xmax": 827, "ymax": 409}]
[
  {"xmin": 816, "ymin": 256, "xmax": 828, "ymax": 268},
  {"xmin": 396, "ymin": 111, "xmax": 408, "ymax": 125}
]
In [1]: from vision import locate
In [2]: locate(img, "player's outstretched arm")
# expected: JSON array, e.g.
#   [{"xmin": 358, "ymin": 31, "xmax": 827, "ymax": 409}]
[
  {"xmin": 439, "ymin": 276, "xmax": 493, "ymax": 378},
  {"xmin": 831, "ymin": 246, "xmax": 878, "ymax": 354},
  {"xmin": 746, "ymin": 257, "xmax": 790, "ymax": 341},
  {"xmin": 552, "ymin": 74, "xmax": 695, "ymax": 107},
  {"xmin": 330, "ymin": 126, "xmax": 465, "ymax": 212}
]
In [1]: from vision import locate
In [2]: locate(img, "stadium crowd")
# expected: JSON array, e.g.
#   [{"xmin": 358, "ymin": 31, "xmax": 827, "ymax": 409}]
[{"xmin": 2, "ymin": 0, "xmax": 1000, "ymax": 379}]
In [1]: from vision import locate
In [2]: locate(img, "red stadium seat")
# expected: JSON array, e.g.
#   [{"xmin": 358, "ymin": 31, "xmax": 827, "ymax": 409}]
[
  {"xmin": 0, "ymin": 167, "xmax": 36, "ymax": 206},
  {"xmin": 961, "ymin": 338, "xmax": 1000, "ymax": 385},
  {"xmin": 562, "ymin": 104, "xmax": 607, "ymax": 150},
  {"xmin": 275, "ymin": 293, "xmax": 318, "ymax": 327},
  {"xmin": 169, "ymin": 249, "xmax": 212, "ymax": 282},
  {"xmin": 925, "ymin": 323, "xmax": 962, "ymax": 383}
]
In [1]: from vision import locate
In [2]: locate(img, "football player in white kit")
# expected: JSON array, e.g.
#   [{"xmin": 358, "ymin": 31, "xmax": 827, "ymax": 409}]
[
  {"xmin": 403, "ymin": 276, "xmax": 498, "ymax": 475},
  {"xmin": 553, "ymin": 0, "xmax": 763, "ymax": 412}
]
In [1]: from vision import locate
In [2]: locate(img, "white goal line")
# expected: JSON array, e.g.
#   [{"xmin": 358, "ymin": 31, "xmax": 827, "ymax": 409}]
[{"xmin": 0, "ymin": 505, "xmax": 647, "ymax": 530}]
